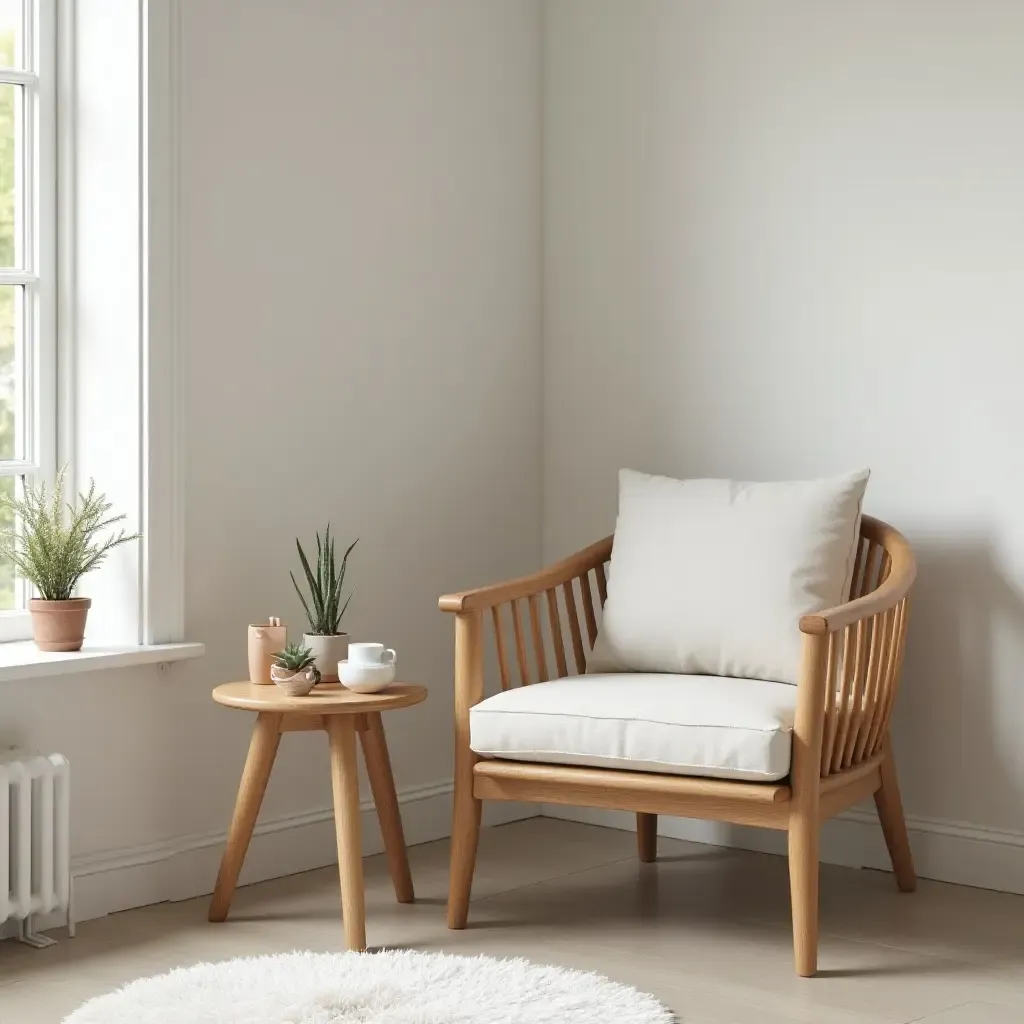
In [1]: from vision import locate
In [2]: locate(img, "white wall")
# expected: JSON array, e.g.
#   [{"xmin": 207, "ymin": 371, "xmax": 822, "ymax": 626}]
[
  {"xmin": 544, "ymin": 1, "xmax": 1024, "ymax": 887},
  {"xmin": 3, "ymin": 0, "xmax": 542, "ymax": 922}
]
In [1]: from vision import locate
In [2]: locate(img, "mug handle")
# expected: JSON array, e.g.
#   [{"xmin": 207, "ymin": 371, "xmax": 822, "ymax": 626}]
[{"xmin": 381, "ymin": 649, "xmax": 397, "ymax": 666}]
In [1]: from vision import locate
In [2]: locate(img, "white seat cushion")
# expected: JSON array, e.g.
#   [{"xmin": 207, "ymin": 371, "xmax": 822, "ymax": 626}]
[
  {"xmin": 470, "ymin": 673, "xmax": 797, "ymax": 783},
  {"xmin": 588, "ymin": 468, "xmax": 868, "ymax": 685}
]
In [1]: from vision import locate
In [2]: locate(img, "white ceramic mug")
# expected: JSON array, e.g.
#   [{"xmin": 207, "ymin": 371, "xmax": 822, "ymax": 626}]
[{"xmin": 348, "ymin": 642, "xmax": 396, "ymax": 667}]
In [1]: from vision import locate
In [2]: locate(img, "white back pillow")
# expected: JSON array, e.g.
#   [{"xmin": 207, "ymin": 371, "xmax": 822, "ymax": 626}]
[{"xmin": 588, "ymin": 468, "xmax": 869, "ymax": 685}]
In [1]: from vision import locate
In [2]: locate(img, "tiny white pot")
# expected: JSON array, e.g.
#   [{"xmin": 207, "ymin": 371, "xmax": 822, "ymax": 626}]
[
  {"xmin": 303, "ymin": 633, "xmax": 349, "ymax": 683},
  {"xmin": 270, "ymin": 664, "xmax": 318, "ymax": 697}
]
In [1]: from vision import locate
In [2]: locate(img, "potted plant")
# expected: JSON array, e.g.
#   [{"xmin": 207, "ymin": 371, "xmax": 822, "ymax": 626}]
[
  {"xmin": 270, "ymin": 642, "xmax": 320, "ymax": 697},
  {"xmin": 291, "ymin": 526, "xmax": 357, "ymax": 682},
  {"xmin": 0, "ymin": 467, "xmax": 140, "ymax": 651}
]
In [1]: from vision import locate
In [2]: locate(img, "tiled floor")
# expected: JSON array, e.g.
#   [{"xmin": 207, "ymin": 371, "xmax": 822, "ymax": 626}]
[{"xmin": 2, "ymin": 818, "xmax": 1024, "ymax": 1022}]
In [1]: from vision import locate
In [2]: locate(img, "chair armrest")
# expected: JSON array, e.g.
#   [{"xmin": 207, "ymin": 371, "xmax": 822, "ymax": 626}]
[
  {"xmin": 798, "ymin": 571, "xmax": 914, "ymax": 635},
  {"xmin": 799, "ymin": 522, "xmax": 916, "ymax": 635},
  {"xmin": 439, "ymin": 536, "xmax": 613, "ymax": 613}
]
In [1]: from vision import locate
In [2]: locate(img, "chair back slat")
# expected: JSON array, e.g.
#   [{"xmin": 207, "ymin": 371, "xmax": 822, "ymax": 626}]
[
  {"xmin": 594, "ymin": 562, "xmax": 608, "ymax": 605},
  {"xmin": 562, "ymin": 580, "xmax": 587, "ymax": 675},
  {"xmin": 873, "ymin": 597, "xmax": 910, "ymax": 756},
  {"xmin": 853, "ymin": 607, "xmax": 893, "ymax": 764},
  {"xmin": 528, "ymin": 594, "xmax": 549, "ymax": 683},
  {"xmin": 579, "ymin": 573, "xmax": 599, "ymax": 647},
  {"xmin": 491, "ymin": 605, "xmax": 511, "ymax": 691},
  {"xmin": 864, "ymin": 602, "xmax": 897, "ymax": 757},
  {"xmin": 546, "ymin": 588, "xmax": 569, "ymax": 678},
  {"xmin": 878, "ymin": 550, "xmax": 892, "ymax": 585},
  {"xmin": 511, "ymin": 599, "xmax": 531, "ymax": 685},
  {"xmin": 831, "ymin": 618, "xmax": 866, "ymax": 773},
  {"xmin": 842, "ymin": 612, "xmax": 881, "ymax": 769},
  {"xmin": 819, "ymin": 631, "xmax": 842, "ymax": 776},
  {"xmin": 858, "ymin": 541, "xmax": 880, "ymax": 599},
  {"xmin": 848, "ymin": 536, "xmax": 869, "ymax": 600}
]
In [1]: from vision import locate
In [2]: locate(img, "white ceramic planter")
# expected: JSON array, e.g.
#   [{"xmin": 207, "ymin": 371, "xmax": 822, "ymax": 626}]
[{"xmin": 303, "ymin": 633, "xmax": 349, "ymax": 683}]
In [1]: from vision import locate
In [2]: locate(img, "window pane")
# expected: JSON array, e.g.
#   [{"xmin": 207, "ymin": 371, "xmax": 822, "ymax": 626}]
[
  {"xmin": 0, "ymin": 1, "xmax": 22, "ymax": 70},
  {"xmin": 0, "ymin": 285, "xmax": 21, "ymax": 460},
  {"xmin": 0, "ymin": 474, "xmax": 13, "ymax": 610},
  {"xmin": 0, "ymin": 82, "xmax": 18, "ymax": 268}
]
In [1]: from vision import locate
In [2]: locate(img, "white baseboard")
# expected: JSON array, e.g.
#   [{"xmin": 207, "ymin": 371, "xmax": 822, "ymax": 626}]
[
  {"xmin": 14, "ymin": 786, "xmax": 1024, "ymax": 941},
  {"xmin": 6, "ymin": 781, "xmax": 537, "ymax": 937},
  {"xmin": 541, "ymin": 803, "xmax": 1024, "ymax": 895},
  {"xmin": 840, "ymin": 807, "xmax": 1024, "ymax": 895}
]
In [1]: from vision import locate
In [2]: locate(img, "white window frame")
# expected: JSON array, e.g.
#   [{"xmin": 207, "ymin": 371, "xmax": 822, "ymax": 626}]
[
  {"xmin": 62, "ymin": 0, "xmax": 186, "ymax": 648},
  {"xmin": 0, "ymin": 0, "xmax": 199, "ymax": 671},
  {"xmin": 0, "ymin": 0, "xmax": 56, "ymax": 642}
]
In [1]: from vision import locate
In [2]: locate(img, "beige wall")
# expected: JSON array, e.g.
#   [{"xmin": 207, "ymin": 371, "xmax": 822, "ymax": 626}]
[
  {"xmin": 543, "ymin": 0, "xmax": 1024, "ymax": 884},
  {"xmin": 180, "ymin": 0, "xmax": 541, "ymax": 826},
  {"xmin": 4, "ymin": 0, "xmax": 542, "ymax": 921}
]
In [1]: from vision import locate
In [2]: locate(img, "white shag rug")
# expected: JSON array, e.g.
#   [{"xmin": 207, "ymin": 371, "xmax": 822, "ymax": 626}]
[{"xmin": 62, "ymin": 949, "xmax": 677, "ymax": 1024}]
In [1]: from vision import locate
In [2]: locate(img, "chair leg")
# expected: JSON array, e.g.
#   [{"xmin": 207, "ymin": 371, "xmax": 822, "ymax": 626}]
[
  {"xmin": 874, "ymin": 740, "xmax": 917, "ymax": 893},
  {"xmin": 788, "ymin": 813, "xmax": 820, "ymax": 977},
  {"xmin": 449, "ymin": 610, "xmax": 484, "ymax": 930},
  {"xmin": 447, "ymin": 774, "xmax": 481, "ymax": 929},
  {"xmin": 637, "ymin": 812, "xmax": 657, "ymax": 863}
]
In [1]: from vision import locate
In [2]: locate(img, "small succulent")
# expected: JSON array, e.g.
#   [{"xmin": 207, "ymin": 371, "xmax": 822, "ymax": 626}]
[{"xmin": 274, "ymin": 642, "xmax": 321, "ymax": 682}]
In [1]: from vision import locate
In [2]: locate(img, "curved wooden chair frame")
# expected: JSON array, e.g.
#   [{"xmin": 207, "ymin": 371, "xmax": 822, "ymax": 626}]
[{"xmin": 439, "ymin": 514, "xmax": 917, "ymax": 976}]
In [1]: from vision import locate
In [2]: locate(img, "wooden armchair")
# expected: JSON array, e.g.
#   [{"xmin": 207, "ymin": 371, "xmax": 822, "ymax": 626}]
[{"xmin": 439, "ymin": 515, "xmax": 917, "ymax": 977}]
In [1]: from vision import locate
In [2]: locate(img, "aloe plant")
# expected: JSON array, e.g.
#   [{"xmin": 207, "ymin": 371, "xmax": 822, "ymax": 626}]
[
  {"xmin": 274, "ymin": 642, "xmax": 320, "ymax": 681},
  {"xmin": 291, "ymin": 526, "xmax": 357, "ymax": 636}
]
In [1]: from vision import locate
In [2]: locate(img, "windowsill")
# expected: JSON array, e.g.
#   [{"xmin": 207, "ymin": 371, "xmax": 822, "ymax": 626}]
[{"xmin": 0, "ymin": 641, "xmax": 205, "ymax": 682}]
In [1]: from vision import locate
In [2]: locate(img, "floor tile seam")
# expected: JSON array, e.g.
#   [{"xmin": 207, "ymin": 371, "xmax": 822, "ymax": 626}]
[
  {"xmin": 899, "ymin": 1002, "xmax": 972, "ymax": 1024},
  {"xmin": 819, "ymin": 929, "xmax": 1008, "ymax": 971},
  {"xmin": 471, "ymin": 852, "xmax": 641, "ymax": 906}
]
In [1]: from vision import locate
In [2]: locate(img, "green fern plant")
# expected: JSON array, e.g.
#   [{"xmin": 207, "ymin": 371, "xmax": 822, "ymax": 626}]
[
  {"xmin": 291, "ymin": 526, "xmax": 357, "ymax": 636},
  {"xmin": 274, "ymin": 641, "xmax": 320, "ymax": 679},
  {"xmin": 0, "ymin": 466, "xmax": 140, "ymax": 601}
]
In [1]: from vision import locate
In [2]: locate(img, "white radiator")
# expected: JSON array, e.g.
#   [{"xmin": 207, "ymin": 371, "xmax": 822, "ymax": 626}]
[{"xmin": 1, "ymin": 749, "xmax": 72, "ymax": 945}]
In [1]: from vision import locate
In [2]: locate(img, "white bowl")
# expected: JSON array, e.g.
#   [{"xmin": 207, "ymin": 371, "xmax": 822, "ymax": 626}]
[{"xmin": 338, "ymin": 660, "xmax": 396, "ymax": 693}]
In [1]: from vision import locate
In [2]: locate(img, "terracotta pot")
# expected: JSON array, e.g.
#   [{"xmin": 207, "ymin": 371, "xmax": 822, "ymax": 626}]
[
  {"xmin": 28, "ymin": 598, "xmax": 92, "ymax": 652},
  {"xmin": 302, "ymin": 633, "xmax": 348, "ymax": 683}
]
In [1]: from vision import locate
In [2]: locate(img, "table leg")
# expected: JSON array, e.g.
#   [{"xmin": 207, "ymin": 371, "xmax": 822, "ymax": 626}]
[
  {"xmin": 327, "ymin": 715, "xmax": 366, "ymax": 951},
  {"xmin": 209, "ymin": 711, "xmax": 282, "ymax": 922},
  {"xmin": 360, "ymin": 711, "xmax": 415, "ymax": 903}
]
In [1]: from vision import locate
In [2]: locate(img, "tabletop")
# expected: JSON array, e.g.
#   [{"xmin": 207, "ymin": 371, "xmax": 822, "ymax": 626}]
[{"xmin": 212, "ymin": 681, "xmax": 428, "ymax": 714}]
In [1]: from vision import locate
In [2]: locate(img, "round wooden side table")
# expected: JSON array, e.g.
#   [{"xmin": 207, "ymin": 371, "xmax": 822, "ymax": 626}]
[{"xmin": 208, "ymin": 681, "xmax": 428, "ymax": 951}]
